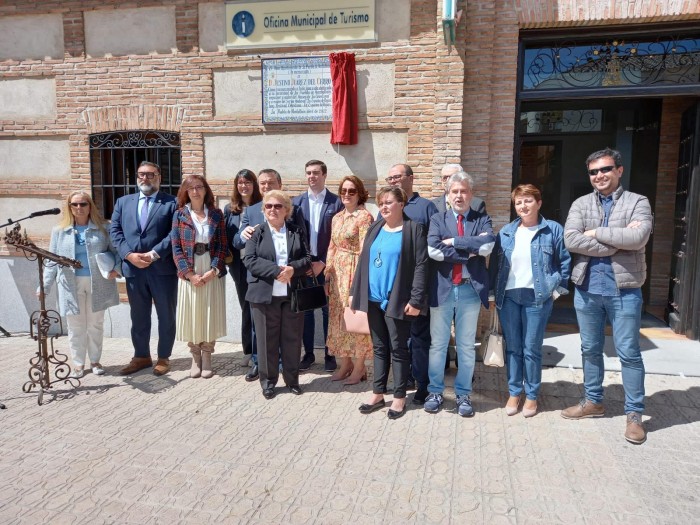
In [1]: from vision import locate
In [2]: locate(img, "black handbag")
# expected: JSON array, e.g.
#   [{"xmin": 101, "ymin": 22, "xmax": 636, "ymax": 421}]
[{"xmin": 291, "ymin": 275, "xmax": 327, "ymax": 313}]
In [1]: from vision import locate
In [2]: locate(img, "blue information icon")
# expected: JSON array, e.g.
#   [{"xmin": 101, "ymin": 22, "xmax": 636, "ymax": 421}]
[{"xmin": 232, "ymin": 11, "xmax": 255, "ymax": 38}]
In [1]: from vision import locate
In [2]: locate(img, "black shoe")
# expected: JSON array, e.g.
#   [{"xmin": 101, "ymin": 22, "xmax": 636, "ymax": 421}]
[
  {"xmin": 245, "ymin": 365, "xmax": 259, "ymax": 382},
  {"xmin": 359, "ymin": 399, "xmax": 385, "ymax": 414},
  {"xmin": 299, "ymin": 353, "xmax": 315, "ymax": 371},
  {"xmin": 288, "ymin": 385, "xmax": 303, "ymax": 395},
  {"xmin": 411, "ymin": 388, "xmax": 429, "ymax": 405},
  {"xmin": 262, "ymin": 387, "xmax": 276, "ymax": 400},
  {"xmin": 387, "ymin": 405, "xmax": 407, "ymax": 420},
  {"xmin": 324, "ymin": 355, "xmax": 337, "ymax": 372}
]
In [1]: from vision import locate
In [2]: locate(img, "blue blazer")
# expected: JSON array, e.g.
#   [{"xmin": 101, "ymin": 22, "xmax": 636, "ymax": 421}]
[
  {"xmin": 427, "ymin": 209, "xmax": 495, "ymax": 308},
  {"xmin": 232, "ymin": 201, "xmax": 306, "ymax": 250},
  {"xmin": 293, "ymin": 190, "xmax": 343, "ymax": 262},
  {"xmin": 110, "ymin": 191, "xmax": 178, "ymax": 278}
]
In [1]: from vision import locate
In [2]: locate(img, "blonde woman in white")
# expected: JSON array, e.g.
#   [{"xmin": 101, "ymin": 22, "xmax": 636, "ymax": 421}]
[{"xmin": 42, "ymin": 191, "xmax": 120, "ymax": 377}]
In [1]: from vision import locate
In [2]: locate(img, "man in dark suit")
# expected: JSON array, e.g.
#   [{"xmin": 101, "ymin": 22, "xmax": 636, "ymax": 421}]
[
  {"xmin": 293, "ymin": 160, "xmax": 343, "ymax": 372},
  {"xmin": 110, "ymin": 161, "xmax": 178, "ymax": 376},
  {"xmin": 424, "ymin": 171, "xmax": 494, "ymax": 417},
  {"xmin": 432, "ymin": 164, "xmax": 486, "ymax": 214}
]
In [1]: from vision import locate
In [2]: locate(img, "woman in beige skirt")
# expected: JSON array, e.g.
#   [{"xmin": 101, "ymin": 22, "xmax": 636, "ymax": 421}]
[{"xmin": 172, "ymin": 175, "xmax": 228, "ymax": 378}]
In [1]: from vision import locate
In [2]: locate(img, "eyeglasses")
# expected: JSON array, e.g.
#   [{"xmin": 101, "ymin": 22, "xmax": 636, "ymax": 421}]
[
  {"xmin": 264, "ymin": 203, "xmax": 285, "ymax": 210},
  {"xmin": 587, "ymin": 165, "xmax": 615, "ymax": 176},
  {"xmin": 188, "ymin": 185, "xmax": 205, "ymax": 192},
  {"xmin": 339, "ymin": 188, "xmax": 358, "ymax": 196},
  {"xmin": 385, "ymin": 175, "xmax": 406, "ymax": 183},
  {"xmin": 237, "ymin": 180, "xmax": 253, "ymax": 186},
  {"xmin": 70, "ymin": 202, "xmax": 89, "ymax": 208},
  {"xmin": 137, "ymin": 171, "xmax": 158, "ymax": 179}
]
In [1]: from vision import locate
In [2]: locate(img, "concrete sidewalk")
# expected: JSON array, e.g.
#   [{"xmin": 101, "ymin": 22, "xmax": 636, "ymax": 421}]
[{"xmin": 1, "ymin": 335, "xmax": 700, "ymax": 524}]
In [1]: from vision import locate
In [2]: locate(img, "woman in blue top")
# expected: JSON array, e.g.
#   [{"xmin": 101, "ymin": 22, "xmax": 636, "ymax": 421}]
[
  {"xmin": 42, "ymin": 191, "xmax": 120, "ymax": 378},
  {"xmin": 350, "ymin": 187, "xmax": 428, "ymax": 420},
  {"xmin": 489, "ymin": 184, "xmax": 571, "ymax": 417}
]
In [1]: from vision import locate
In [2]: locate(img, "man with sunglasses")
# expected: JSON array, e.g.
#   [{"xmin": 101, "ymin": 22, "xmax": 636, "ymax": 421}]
[
  {"xmin": 110, "ymin": 161, "xmax": 178, "ymax": 376},
  {"xmin": 293, "ymin": 160, "xmax": 343, "ymax": 373},
  {"xmin": 561, "ymin": 148, "xmax": 653, "ymax": 444}
]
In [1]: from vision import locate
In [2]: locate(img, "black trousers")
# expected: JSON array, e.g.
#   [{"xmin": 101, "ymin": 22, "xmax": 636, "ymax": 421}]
[
  {"xmin": 367, "ymin": 301, "xmax": 412, "ymax": 399},
  {"xmin": 229, "ymin": 264, "xmax": 254, "ymax": 356},
  {"xmin": 251, "ymin": 296, "xmax": 303, "ymax": 390}
]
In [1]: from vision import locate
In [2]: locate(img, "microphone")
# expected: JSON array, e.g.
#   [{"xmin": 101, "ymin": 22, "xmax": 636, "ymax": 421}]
[{"xmin": 29, "ymin": 208, "xmax": 61, "ymax": 218}]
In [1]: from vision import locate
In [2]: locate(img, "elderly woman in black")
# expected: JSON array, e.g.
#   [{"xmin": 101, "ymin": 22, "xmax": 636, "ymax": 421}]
[
  {"xmin": 350, "ymin": 186, "xmax": 428, "ymax": 419},
  {"xmin": 243, "ymin": 190, "xmax": 312, "ymax": 399},
  {"xmin": 225, "ymin": 169, "xmax": 263, "ymax": 378}
]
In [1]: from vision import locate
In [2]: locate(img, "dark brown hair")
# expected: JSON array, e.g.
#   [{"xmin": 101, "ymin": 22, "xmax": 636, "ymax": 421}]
[
  {"xmin": 177, "ymin": 175, "xmax": 215, "ymax": 209},
  {"xmin": 229, "ymin": 169, "xmax": 262, "ymax": 214}
]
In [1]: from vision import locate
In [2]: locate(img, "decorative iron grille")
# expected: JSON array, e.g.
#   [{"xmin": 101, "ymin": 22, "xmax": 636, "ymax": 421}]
[
  {"xmin": 523, "ymin": 35, "xmax": 700, "ymax": 91},
  {"xmin": 89, "ymin": 130, "xmax": 181, "ymax": 220}
]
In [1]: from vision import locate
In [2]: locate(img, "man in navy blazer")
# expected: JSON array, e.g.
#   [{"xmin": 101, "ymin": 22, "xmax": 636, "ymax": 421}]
[
  {"xmin": 110, "ymin": 161, "xmax": 178, "ymax": 376},
  {"xmin": 424, "ymin": 171, "xmax": 495, "ymax": 417},
  {"xmin": 293, "ymin": 160, "xmax": 343, "ymax": 372}
]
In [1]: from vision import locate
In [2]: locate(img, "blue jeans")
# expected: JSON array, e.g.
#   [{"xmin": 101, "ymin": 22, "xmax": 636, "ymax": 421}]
[
  {"xmin": 574, "ymin": 287, "xmax": 645, "ymax": 414},
  {"xmin": 428, "ymin": 282, "xmax": 481, "ymax": 396},
  {"xmin": 499, "ymin": 288, "xmax": 553, "ymax": 400}
]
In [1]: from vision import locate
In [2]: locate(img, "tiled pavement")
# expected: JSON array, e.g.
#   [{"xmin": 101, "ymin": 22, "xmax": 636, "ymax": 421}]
[{"xmin": 1, "ymin": 336, "xmax": 700, "ymax": 524}]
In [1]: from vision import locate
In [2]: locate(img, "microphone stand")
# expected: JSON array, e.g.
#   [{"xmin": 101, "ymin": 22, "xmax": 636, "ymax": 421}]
[{"xmin": 2, "ymin": 223, "xmax": 82, "ymax": 406}]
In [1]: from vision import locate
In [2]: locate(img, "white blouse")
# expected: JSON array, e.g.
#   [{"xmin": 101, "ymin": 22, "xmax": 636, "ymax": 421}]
[{"xmin": 270, "ymin": 224, "xmax": 289, "ymax": 297}]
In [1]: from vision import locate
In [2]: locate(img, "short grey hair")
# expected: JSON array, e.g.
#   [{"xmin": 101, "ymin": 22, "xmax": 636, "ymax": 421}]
[
  {"xmin": 446, "ymin": 171, "xmax": 474, "ymax": 192},
  {"xmin": 441, "ymin": 163, "xmax": 463, "ymax": 175}
]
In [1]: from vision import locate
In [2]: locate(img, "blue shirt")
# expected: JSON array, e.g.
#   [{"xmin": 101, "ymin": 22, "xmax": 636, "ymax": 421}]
[
  {"xmin": 74, "ymin": 225, "xmax": 90, "ymax": 277},
  {"xmin": 403, "ymin": 192, "xmax": 438, "ymax": 228},
  {"xmin": 368, "ymin": 228, "xmax": 403, "ymax": 310},
  {"xmin": 580, "ymin": 193, "xmax": 617, "ymax": 296}
]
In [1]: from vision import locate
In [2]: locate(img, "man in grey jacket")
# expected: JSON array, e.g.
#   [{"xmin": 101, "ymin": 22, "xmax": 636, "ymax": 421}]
[{"xmin": 561, "ymin": 148, "xmax": 653, "ymax": 444}]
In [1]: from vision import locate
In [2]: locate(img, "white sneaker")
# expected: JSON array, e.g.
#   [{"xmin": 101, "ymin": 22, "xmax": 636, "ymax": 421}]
[
  {"xmin": 91, "ymin": 364, "xmax": 105, "ymax": 375},
  {"xmin": 71, "ymin": 367, "xmax": 84, "ymax": 379}
]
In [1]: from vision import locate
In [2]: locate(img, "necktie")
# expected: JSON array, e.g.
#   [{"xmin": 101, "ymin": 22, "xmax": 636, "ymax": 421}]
[
  {"xmin": 140, "ymin": 196, "xmax": 150, "ymax": 230},
  {"xmin": 452, "ymin": 214, "xmax": 464, "ymax": 285}
]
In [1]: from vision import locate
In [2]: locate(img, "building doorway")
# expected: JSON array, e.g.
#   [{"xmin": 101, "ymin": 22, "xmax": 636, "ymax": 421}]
[{"xmin": 516, "ymin": 98, "xmax": 661, "ymax": 320}]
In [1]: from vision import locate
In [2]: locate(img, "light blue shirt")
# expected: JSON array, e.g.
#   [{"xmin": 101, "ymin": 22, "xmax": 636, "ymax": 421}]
[
  {"xmin": 137, "ymin": 191, "xmax": 158, "ymax": 222},
  {"xmin": 368, "ymin": 228, "xmax": 402, "ymax": 310},
  {"xmin": 74, "ymin": 225, "xmax": 90, "ymax": 277}
]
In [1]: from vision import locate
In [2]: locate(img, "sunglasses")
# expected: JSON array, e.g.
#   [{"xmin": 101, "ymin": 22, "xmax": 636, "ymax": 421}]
[
  {"xmin": 70, "ymin": 202, "xmax": 89, "ymax": 208},
  {"xmin": 264, "ymin": 203, "xmax": 285, "ymax": 210},
  {"xmin": 137, "ymin": 171, "xmax": 158, "ymax": 179},
  {"xmin": 339, "ymin": 188, "xmax": 358, "ymax": 196},
  {"xmin": 187, "ymin": 185, "xmax": 205, "ymax": 192},
  {"xmin": 587, "ymin": 165, "xmax": 615, "ymax": 176}
]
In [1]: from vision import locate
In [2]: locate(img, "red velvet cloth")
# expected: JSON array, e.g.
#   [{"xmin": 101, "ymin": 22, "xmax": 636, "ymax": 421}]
[{"xmin": 329, "ymin": 52, "xmax": 358, "ymax": 145}]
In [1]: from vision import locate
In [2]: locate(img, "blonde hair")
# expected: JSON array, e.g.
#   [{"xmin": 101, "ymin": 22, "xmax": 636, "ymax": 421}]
[
  {"xmin": 262, "ymin": 190, "xmax": 293, "ymax": 219},
  {"xmin": 59, "ymin": 191, "xmax": 109, "ymax": 234}
]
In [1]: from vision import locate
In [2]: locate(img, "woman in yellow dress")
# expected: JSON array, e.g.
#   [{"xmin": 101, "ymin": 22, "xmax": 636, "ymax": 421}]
[{"xmin": 325, "ymin": 175, "xmax": 374, "ymax": 384}]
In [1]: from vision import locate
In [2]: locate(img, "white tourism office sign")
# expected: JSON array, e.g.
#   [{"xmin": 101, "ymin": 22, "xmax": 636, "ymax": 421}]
[{"xmin": 225, "ymin": 0, "xmax": 376, "ymax": 50}]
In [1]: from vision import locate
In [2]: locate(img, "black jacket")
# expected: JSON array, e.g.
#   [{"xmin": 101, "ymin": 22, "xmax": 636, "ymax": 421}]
[
  {"xmin": 243, "ymin": 221, "xmax": 312, "ymax": 304},
  {"xmin": 350, "ymin": 216, "xmax": 428, "ymax": 320}
]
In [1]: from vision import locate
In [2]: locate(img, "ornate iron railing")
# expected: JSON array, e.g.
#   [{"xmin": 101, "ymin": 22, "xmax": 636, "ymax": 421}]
[{"xmin": 523, "ymin": 36, "xmax": 700, "ymax": 91}]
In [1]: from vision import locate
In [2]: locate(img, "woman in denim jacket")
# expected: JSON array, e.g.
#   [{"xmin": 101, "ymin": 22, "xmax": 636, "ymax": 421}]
[{"xmin": 489, "ymin": 184, "xmax": 571, "ymax": 417}]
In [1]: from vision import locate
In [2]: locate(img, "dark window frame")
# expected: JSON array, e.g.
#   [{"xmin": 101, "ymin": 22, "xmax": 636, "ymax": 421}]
[{"xmin": 89, "ymin": 130, "xmax": 182, "ymax": 220}]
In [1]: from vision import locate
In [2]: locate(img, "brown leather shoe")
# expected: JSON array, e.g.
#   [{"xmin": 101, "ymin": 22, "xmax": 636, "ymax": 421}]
[
  {"xmin": 153, "ymin": 358, "xmax": 170, "ymax": 376},
  {"xmin": 560, "ymin": 399, "xmax": 605, "ymax": 419},
  {"xmin": 120, "ymin": 357, "xmax": 153, "ymax": 376},
  {"xmin": 624, "ymin": 412, "xmax": 647, "ymax": 444}
]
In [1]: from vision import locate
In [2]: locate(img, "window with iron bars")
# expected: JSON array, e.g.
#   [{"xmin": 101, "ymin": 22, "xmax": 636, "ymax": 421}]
[{"xmin": 89, "ymin": 130, "xmax": 182, "ymax": 220}]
